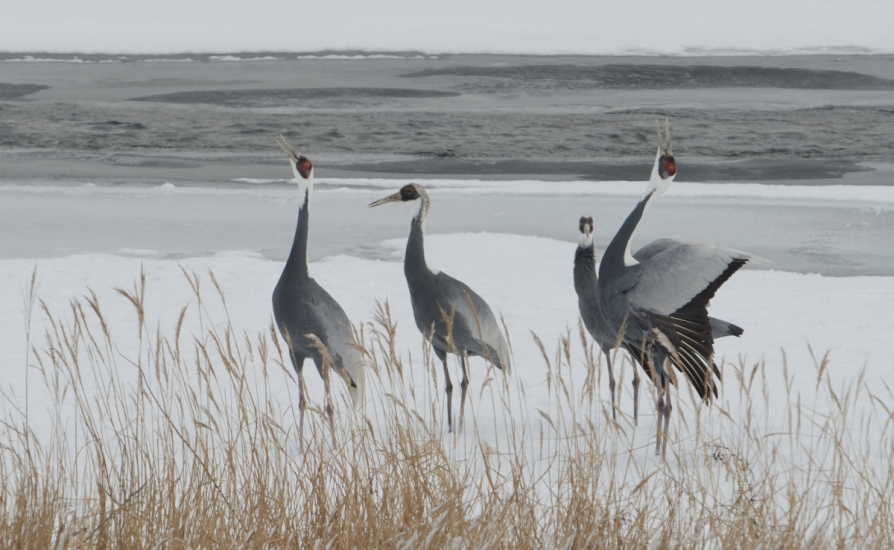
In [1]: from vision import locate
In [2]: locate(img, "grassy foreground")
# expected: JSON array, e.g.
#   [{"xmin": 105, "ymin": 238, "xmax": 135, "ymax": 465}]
[{"xmin": 2, "ymin": 270, "xmax": 893, "ymax": 549}]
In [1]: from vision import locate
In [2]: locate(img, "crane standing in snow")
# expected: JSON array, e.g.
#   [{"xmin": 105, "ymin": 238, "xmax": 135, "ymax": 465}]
[
  {"xmin": 589, "ymin": 122, "xmax": 750, "ymax": 456},
  {"xmin": 272, "ymin": 136, "xmax": 365, "ymax": 447},
  {"xmin": 369, "ymin": 183, "xmax": 511, "ymax": 432}
]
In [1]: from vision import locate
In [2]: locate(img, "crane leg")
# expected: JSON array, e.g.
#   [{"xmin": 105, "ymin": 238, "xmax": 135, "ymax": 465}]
[
  {"xmin": 297, "ymin": 366, "xmax": 308, "ymax": 445},
  {"xmin": 662, "ymin": 388, "xmax": 673, "ymax": 458},
  {"xmin": 323, "ymin": 373, "xmax": 337, "ymax": 450},
  {"xmin": 441, "ymin": 357, "xmax": 454, "ymax": 433},
  {"xmin": 604, "ymin": 351, "xmax": 616, "ymax": 421},
  {"xmin": 459, "ymin": 354, "xmax": 469, "ymax": 428},
  {"xmin": 655, "ymin": 387, "xmax": 666, "ymax": 456},
  {"xmin": 632, "ymin": 362, "xmax": 641, "ymax": 426}
]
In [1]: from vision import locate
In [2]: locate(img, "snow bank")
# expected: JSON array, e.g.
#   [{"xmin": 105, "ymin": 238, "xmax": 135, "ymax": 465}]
[{"xmin": 2, "ymin": 233, "xmax": 891, "ymax": 440}]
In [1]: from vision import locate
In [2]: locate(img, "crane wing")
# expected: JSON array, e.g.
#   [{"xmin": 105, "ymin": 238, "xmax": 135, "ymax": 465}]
[
  {"xmin": 632, "ymin": 238, "xmax": 684, "ymax": 263},
  {"xmin": 634, "ymin": 239, "xmax": 744, "ymax": 340},
  {"xmin": 434, "ymin": 272, "xmax": 511, "ymax": 373},
  {"xmin": 309, "ymin": 287, "xmax": 366, "ymax": 408},
  {"xmin": 626, "ymin": 243, "xmax": 749, "ymax": 317}
]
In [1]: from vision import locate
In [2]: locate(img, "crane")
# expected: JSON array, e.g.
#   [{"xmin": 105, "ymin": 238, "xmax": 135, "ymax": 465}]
[
  {"xmin": 596, "ymin": 121, "xmax": 749, "ymax": 456},
  {"xmin": 575, "ymin": 216, "xmax": 743, "ymax": 423},
  {"xmin": 272, "ymin": 136, "xmax": 365, "ymax": 446},
  {"xmin": 369, "ymin": 183, "xmax": 510, "ymax": 432}
]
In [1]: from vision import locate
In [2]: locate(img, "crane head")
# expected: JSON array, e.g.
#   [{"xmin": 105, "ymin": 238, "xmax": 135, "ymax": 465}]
[
  {"xmin": 275, "ymin": 135, "xmax": 313, "ymax": 180},
  {"xmin": 368, "ymin": 183, "xmax": 423, "ymax": 207},
  {"xmin": 654, "ymin": 118, "xmax": 676, "ymax": 181},
  {"xmin": 578, "ymin": 215, "xmax": 594, "ymax": 246}
]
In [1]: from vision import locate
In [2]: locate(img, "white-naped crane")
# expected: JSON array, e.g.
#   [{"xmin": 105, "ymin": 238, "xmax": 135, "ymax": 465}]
[
  {"xmin": 272, "ymin": 136, "xmax": 365, "ymax": 447},
  {"xmin": 369, "ymin": 183, "xmax": 510, "ymax": 432},
  {"xmin": 592, "ymin": 121, "xmax": 749, "ymax": 456},
  {"xmin": 575, "ymin": 217, "xmax": 742, "ymax": 423}
]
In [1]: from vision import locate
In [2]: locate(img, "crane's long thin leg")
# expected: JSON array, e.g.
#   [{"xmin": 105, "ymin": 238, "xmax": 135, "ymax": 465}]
[
  {"xmin": 632, "ymin": 364, "xmax": 641, "ymax": 426},
  {"xmin": 323, "ymin": 373, "xmax": 337, "ymax": 450},
  {"xmin": 603, "ymin": 351, "xmax": 616, "ymax": 421},
  {"xmin": 297, "ymin": 366, "xmax": 308, "ymax": 445},
  {"xmin": 459, "ymin": 354, "xmax": 469, "ymax": 429},
  {"xmin": 662, "ymin": 388, "xmax": 673, "ymax": 459},
  {"xmin": 655, "ymin": 387, "xmax": 665, "ymax": 456},
  {"xmin": 441, "ymin": 357, "xmax": 454, "ymax": 433}
]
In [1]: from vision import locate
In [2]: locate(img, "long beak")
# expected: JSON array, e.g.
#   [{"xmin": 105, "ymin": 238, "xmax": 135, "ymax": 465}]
[
  {"xmin": 666, "ymin": 118, "xmax": 672, "ymax": 156},
  {"xmin": 275, "ymin": 134, "xmax": 300, "ymax": 162},
  {"xmin": 655, "ymin": 118, "xmax": 672, "ymax": 155},
  {"xmin": 368, "ymin": 192, "xmax": 403, "ymax": 208},
  {"xmin": 655, "ymin": 120, "xmax": 666, "ymax": 155}
]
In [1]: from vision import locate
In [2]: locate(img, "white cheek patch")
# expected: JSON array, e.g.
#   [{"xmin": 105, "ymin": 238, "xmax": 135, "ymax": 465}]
[
  {"xmin": 293, "ymin": 166, "xmax": 313, "ymax": 208},
  {"xmin": 579, "ymin": 229, "xmax": 594, "ymax": 247}
]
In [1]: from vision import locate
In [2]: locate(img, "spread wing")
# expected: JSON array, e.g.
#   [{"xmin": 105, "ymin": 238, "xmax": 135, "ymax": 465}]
[
  {"xmin": 626, "ymin": 243, "xmax": 749, "ymax": 317},
  {"xmin": 633, "ymin": 238, "xmax": 684, "ymax": 263},
  {"xmin": 635, "ymin": 239, "xmax": 744, "ymax": 340},
  {"xmin": 621, "ymin": 243, "xmax": 748, "ymax": 400}
]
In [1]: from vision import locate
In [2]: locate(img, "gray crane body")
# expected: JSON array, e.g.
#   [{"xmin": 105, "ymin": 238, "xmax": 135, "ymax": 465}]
[
  {"xmin": 593, "ymin": 125, "xmax": 749, "ymax": 456},
  {"xmin": 271, "ymin": 137, "xmax": 365, "ymax": 445},
  {"xmin": 370, "ymin": 183, "xmax": 510, "ymax": 431},
  {"xmin": 404, "ymin": 213, "xmax": 509, "ymax": 371},
  {"xmin": 575, "ymin": 219, "xmax": 743, "ymax": 422},
  {"xmin": 597, "ymin": 189, "xmax": 747, "ymax": 399},
  {"xmin": 272, "ymin": 199, "xmax": 363, "ymax": 396}
]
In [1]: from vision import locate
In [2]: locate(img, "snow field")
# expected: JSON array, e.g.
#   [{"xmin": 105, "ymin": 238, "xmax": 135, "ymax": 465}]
[
  {"xmin": 3, "ymin": 232, "xmax": 891, "ymax": 446},
  {"xmin": 1, "ymin": 231, "xmax": 892, "ymax": 544}
]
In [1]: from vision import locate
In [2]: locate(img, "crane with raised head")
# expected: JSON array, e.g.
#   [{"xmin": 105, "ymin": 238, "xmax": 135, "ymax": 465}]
[
  {"xmin": 272, "ymin": 136, "xmax": 365, "ymax": 446},
  {"xmin": 369, "ymin": 183, "xmax": 510, "ymax": 432},
  {"xmin": 595, "ymin": 121, "xmax": 749, "ymax": 456},
  {"xmin": 575, "ymin": 216, "xmax": 742, "ymax": 423}
]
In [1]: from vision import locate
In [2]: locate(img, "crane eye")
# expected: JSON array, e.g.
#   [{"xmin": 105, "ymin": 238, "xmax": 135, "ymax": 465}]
[{"xmin": 658, "ymin": 156, "xmax": 676, "ymax": 179}]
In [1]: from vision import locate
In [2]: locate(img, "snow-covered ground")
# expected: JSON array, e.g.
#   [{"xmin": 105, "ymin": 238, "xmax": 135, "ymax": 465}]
[
  {"xmin": 2, "ymin": 225, "xmax": 892, "ymax": 460},
  {"xmin": 2, "ymin": 0, "xmax": 892, "ymax": 55}
]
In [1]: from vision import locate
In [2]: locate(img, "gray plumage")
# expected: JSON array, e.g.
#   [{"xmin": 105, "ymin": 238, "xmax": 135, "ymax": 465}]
[
  {"xmin": 632, "ymin": 238, "xmax": 744, "ymax": 339},
  {"xmin": 272, "ymin": 136, "xmax": 365, "ymax": 444},
  {"xmin": 594, "ymin": 121, "xmax": 749, "ymax": 456},
  {"xmin": 370, "ymin": 183, "xmax": 510, "ymax": 431},
  {"xmin": 575, "ymin": 222, "xmax": 744, "ymax": 423}
]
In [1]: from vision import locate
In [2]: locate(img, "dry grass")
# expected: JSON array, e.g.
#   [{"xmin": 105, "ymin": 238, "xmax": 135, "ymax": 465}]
[{"xmin": 1, "ymin": 269, "xmax": 893, "ymax": 549}]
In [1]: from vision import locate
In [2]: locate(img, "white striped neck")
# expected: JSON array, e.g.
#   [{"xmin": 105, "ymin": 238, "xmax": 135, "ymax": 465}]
[{"xmin": 291, "ymin": 164, "xmax": 313, "ymax": 208}]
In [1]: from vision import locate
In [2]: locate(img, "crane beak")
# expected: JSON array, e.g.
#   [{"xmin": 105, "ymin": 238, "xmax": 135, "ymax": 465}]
[
  {"xmin": 275, "ymin": 134, "xmax": 300, "ymax": 162},
  {"xmin": 368, "ymin": 192, "xmax": 403, "ymax": 208},
  {"xmin": 654, "ymin": 118, "xmax": 673, "ymax": 156},
  {"xmin": 655, "ymin": 119, "xmax": 668, "ymax": 155},
  {"xmin": 666, "ymin": 118, "xmax": 672, "ymax": 156}
]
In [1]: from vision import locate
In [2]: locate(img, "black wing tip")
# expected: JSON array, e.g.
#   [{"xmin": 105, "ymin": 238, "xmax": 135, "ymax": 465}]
[{"xmin": 725, "ymin": 323, "xmax": 744, "ymax": 337}]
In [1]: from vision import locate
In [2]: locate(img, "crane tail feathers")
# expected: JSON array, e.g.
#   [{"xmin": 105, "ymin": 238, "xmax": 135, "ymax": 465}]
[{"xmin": 643, "ymin": 257, "xmax": 747, "ymax": 401}]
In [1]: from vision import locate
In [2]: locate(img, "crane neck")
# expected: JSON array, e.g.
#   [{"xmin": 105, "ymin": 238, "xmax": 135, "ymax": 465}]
[
  {"xmin": 599, "ymin": 190, "xmax": 654, "ymax": 283},
  {"xmin": 282, "ymin": 188, "xmax": 311, "ymax": 280},
  {"xmin": 404, "ymin": 191, "xmax": 435, "ymax": 281},
  {"xmin": 599, "ymin": 151, "xmax": 674, "ymax": 283},
  {"xmin": 573, "ymin": 239, "xmax": 599, "ymax": 297}
]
